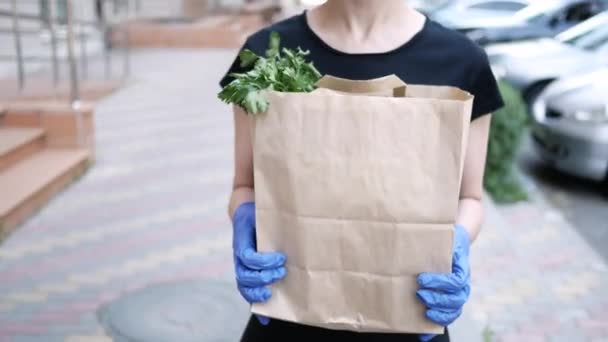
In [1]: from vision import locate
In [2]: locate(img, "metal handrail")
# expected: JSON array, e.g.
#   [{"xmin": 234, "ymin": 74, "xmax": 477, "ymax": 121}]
[
  {"xmin": 5, "ymin": 0, "xmax": 133, "ymax": 107},
  {"xmin": 0, "ymin": 9, "xmax": 100, "ymax": 26},
  {"xmin": 5, "ymin": 0, "xmax": 267, "ymax": 105},
  {"xmin": 48, "ymin": 0, "xmax": 59, "ymax": 85},
  {"xmin": 0, "ymin": 55, "xmax": 58, "ymax": 61},
  {"xmin": 10, "ymin": 0, "xmax": 24, "ymax": 91},
  {"xmin": 65, "ymin": 0, "xmax": 79, "ymax": 104},
  {"xmin": 0, "ymin": 28, "xmax": 44, "ymax": 35}
]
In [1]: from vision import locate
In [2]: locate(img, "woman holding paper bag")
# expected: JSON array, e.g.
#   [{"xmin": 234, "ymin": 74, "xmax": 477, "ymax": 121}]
[{"xmin": 221, "ymin": 0, "xmax": 504, "ymax": 341}]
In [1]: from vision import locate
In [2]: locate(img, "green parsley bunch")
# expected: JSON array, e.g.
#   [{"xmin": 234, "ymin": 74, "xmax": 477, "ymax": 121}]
[{"xmin": 218, "ymin": 32, "xmax": 322, "ymax": 114}]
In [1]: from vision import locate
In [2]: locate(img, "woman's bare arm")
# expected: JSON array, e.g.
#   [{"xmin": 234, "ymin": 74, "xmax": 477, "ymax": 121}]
[
  {"xmin": 228, "ymin": 105, "xmax": 255, "ymax": 220},
  {"xmin": 456, "ymin": 114, "xmax": 493, "ymax": 243}
]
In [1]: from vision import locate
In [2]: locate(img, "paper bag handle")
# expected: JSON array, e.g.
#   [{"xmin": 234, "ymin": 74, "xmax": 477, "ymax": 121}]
[{"xmin": 315, "ymin": 74, "xmax": 407, "ymax": 97}]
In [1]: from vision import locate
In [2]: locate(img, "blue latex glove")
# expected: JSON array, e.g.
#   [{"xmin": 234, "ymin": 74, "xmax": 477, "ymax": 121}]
[
  {"xmin": 416, "ymin": 224, "xmax": 471, "ymax": 342},
  {"xmin": 232, "ymin": 202, "xmax": 287, "ymax": 325}
]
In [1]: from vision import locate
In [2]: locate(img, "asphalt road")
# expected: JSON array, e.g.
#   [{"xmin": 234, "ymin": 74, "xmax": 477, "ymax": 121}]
[{"xmin": 517, "ymin": 132, "xmax": 608, "ymax": 261}]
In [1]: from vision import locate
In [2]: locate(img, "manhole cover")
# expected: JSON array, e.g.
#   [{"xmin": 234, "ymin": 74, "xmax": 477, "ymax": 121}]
[{"xmin": 98, "ymin": 279, "xmax": 249, "ymax": 342}]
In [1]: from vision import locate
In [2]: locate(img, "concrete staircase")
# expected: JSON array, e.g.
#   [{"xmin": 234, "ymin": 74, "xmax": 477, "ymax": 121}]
[{"xmin": 0, "ymin": 105, "xmax": 93, "ymax": 239}]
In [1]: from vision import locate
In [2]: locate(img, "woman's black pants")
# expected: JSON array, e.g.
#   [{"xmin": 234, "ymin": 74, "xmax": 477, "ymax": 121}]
[{"xmin": 240, "ymin": 316, "xmax": 450, "ymax": 342}]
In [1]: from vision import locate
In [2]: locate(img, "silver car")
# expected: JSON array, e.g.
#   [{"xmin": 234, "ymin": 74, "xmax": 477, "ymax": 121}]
[
  {"xmin": 497, "ymin": 12, "xmax": 608, "ymax": 102},
  {"xmin": 530, "ymin": 68, "xmax": 608, "ymax": 184},
  {"xmin": 464, "ymin": 0, "xmax": 608, "ymax": 45},
  {"xmin": 487, "ymin": 11, "xmax": 608, "ymax": 65},
  {"xmin": 432, "ymin": 0, "xmax": 532, "ymax": 32}
]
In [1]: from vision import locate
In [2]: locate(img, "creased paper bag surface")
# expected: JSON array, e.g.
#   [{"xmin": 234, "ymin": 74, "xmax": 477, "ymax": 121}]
[{"xmin": 251, "ymin": 76, "xmax": 473, "ymax": 334}]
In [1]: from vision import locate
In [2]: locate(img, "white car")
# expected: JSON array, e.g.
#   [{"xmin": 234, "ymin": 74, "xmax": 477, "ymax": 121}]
[
  {"xmin": 530, "ymin": 68, "xmax": 608, "ymax": 186},
  {"xmin": 486, "ymin": 11, "xmax": 608, "ymax": 65}
]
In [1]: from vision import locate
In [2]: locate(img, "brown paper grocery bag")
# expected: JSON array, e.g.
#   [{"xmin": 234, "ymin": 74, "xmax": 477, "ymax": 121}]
[{"xmin": 250, "ymin": 75, "xmax": 473, "ymax": 334}]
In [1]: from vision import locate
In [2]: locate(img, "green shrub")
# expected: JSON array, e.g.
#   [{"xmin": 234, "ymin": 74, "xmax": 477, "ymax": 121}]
[
  {"xmin": 482, "ymin": 325, "xmax": 495, "ymax": 342},
  {"xmin": 483, "ymin": 82, "xmax": 529, "ymax": 203}
]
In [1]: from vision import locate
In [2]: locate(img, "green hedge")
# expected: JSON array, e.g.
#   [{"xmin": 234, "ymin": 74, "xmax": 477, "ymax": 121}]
[{"xmin": 483, "ymin": 82, "xmax": 529, "ymax": 203}]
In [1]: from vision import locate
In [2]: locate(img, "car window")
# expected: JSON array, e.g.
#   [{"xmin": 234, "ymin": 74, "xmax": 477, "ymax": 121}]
[
  {"xmin": 565, "ymin": 3, "xmax": 596, "ymax": 22},
  {"xmin": 467, "ymin": 1, "xmax": 527, "ymax": 11},
  {"xmin": 544, "ymin": 2, "xmax": 595, "ymax": 27}
]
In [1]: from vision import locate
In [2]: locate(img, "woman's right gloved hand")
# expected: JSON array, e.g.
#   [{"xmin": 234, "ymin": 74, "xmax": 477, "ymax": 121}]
[{"xmin": 232, "ymin": 201, "xmax": 287, "ymax": 325}]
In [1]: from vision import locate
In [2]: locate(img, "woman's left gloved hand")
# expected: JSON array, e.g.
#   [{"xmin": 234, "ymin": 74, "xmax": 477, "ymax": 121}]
[{"xmin": 416, "ymin": 224, "xmax": 471, "ymax": 342}]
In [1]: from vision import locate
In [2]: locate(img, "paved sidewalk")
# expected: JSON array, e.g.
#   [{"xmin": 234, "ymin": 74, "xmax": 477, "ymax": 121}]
[
  {"xmin": 452, "ymin": 194, "xmax": 608, "ymax": 342},
  {"xmin": 0, "ymin": 49, "xmax": 248, "ymax": 342},
  {"xmin": 0, "ymin": 48, "xmax": 606, "ymax": 341}
]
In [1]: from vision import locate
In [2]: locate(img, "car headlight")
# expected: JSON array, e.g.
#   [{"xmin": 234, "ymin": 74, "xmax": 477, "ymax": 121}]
[{"xmin": 568, "ymin": 105, "xmax": 608, "ymax": 123}]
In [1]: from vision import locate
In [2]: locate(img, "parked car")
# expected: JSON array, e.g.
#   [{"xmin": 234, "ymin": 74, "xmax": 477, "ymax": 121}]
[
  {"xmin": 432, "ymin": 0, "xmax": 531, "ymax": 30},
  {"xmin": 410, "ymin": 0, "xmax": 453, "ymax": 15},
  {"xmin": 486, "ymin": 11, "xmax": 608, "ymax": 65},
  {"xmin": 530, "ymin": 68, "xmax": 608, "ymax": 186},
  {"xmin": 441, "ymin": 0, "xmax": 607, "ymax": 45},
  {"xmin": 499, "ymin": 17, "xmax": 608, "ymax": 102}
]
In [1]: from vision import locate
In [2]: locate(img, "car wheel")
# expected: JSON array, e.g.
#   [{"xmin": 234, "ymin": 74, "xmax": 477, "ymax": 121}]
[{"xmin": 523, "ymin": 80, "xmax": 553, "ymax": 106}]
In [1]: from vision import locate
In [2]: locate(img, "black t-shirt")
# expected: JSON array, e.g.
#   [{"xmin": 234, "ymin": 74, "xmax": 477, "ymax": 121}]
[{"xmin": 219, "ymin": 12, "xmax": 504, "ymax": 120}]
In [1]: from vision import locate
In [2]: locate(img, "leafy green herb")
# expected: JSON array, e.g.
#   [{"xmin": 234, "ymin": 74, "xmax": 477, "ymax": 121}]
[{"xmin": 218, "ymin": 31, "xmax": 322, "ymax": 114}]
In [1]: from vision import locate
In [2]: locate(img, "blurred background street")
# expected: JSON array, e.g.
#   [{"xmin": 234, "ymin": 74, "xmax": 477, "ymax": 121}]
[
  {"xmin": 0, "ymin": 0, "xmax": 607, "ymax": 341},
  {"xmin": 518, "ymin": 138, "xmax": 608, "ymax": 261}
]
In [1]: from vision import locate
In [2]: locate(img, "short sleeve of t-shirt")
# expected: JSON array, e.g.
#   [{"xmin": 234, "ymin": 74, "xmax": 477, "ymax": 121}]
[
  {"xmin": 219, "ymin": 14, "xmax": 504, "ymax": 120},
  {"xmin": 463, "ymin": 48, "xmax": 505, "ymax": 119}
]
